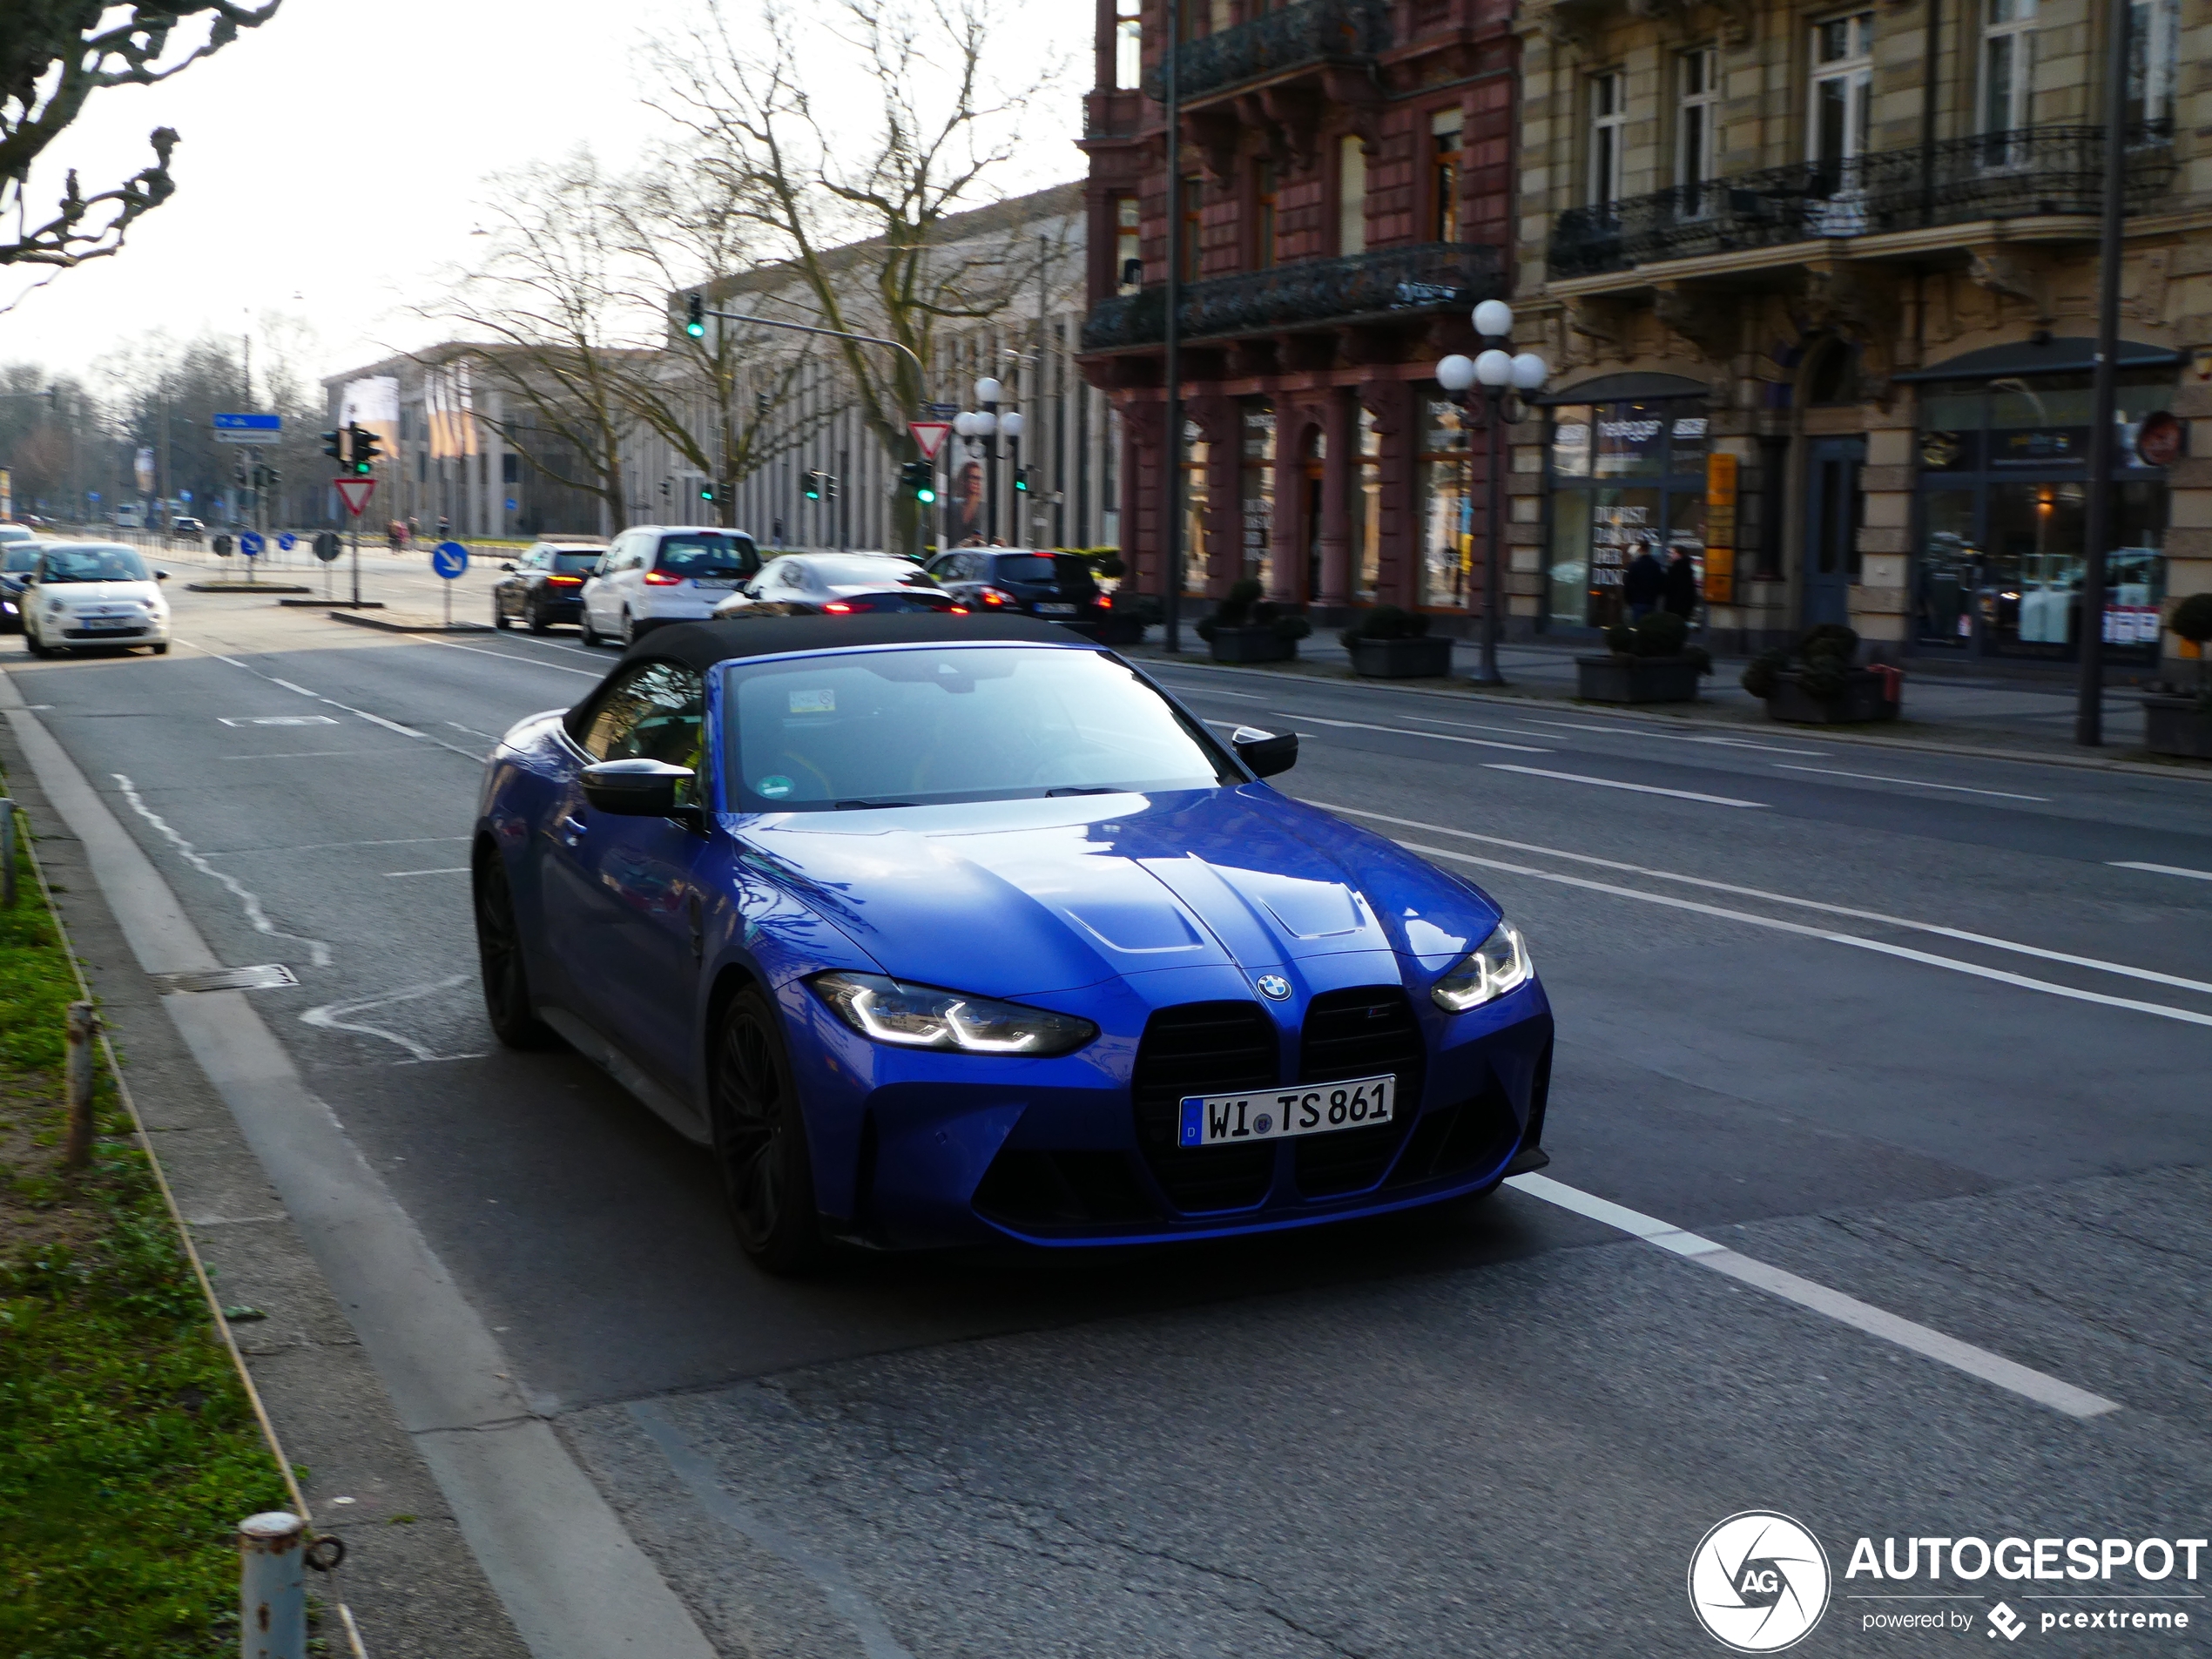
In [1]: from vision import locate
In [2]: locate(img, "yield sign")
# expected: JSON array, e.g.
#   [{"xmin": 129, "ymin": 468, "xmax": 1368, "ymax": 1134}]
[
  {"xmin": 334, "ymin": 477, "xmax": 377, "ymax": 516},
  {"xmin": 907, "ymin": 421, "xmax": 953, "ymax": 461}
]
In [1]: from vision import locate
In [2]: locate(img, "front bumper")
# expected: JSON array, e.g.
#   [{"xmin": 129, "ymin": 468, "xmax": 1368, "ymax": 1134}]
[{"xmin": 779, "ymin": 954, "xmax": 1554, "ymax": 1249}]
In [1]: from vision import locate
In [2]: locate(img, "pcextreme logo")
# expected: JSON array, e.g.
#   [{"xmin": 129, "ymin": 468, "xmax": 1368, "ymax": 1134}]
[{"xmin": 1689, "ymin": 1512, "xmax": 1833, "ymax": 1652}]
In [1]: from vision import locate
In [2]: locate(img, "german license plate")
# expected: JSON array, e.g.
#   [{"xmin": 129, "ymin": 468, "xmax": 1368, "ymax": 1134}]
[
  {"xmin": 694, "ymin": 577, "xmax": 739, "ymax": 589},
  {"xmin": 83, "ymin": 618, "xmax": 135, "ymax": 631},
  {"xmin": 1037, "ymin": 602, "xmax": 1078, "ymax": 615},
  {"xmin": 1177, "ymin": 1073, "xmax": 1396, "ymax": 1148}
]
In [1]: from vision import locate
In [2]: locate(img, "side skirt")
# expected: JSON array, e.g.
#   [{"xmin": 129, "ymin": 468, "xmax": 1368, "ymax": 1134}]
[{"xmin": 537, "ymin": 1007, "xmax": 710, "ymax": 1146}]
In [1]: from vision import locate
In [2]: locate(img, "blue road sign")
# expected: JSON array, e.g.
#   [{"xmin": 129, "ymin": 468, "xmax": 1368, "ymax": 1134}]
[
  {"xmin": 212, "ymin": 413, "xmax": 281, "ymax": 434},
  {"xmin": 277, "ymin": 532, "xmax": 297, "ymax": 551},
  {"xmin": 180, "ymin": 489, "xmax": 193, "ymax": 502},
  {"xmin": 504, "ymin": 497, "xmax": 516, "ymax": 511},
  {"xmin": 431, "ymin": 540, "xmax": 469, "ymax": 579},
  {"xmin": 239, "ymin": 531, "xmax": 266, "ymax": 558}
]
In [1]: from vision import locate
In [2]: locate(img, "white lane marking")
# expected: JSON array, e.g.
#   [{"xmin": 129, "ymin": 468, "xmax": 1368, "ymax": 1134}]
[
  {"xmin": 1482, "ymin": 763, "xmax": 1767, "ymax": 808},
  {"xmin": 1776, "ymin": 763, "xmax": 2048, "ymax": 802},
  {"xmin": 424, "ymin": 637, "xmax": 604, "ymax": 678},
  {"xmin": 448, "ymin": 721, "xmax": 498, "ymax": 740},
  {"xmin": 1162, "ymin": 685, "xmax": 1268, "ymax": 700},
  {"xmin": 220, "ymin": 750, "xmax": 375, "ymax": 761},
  {"xmin": 384, "ymin": 867, "xmax": 469, "ymax": 877},
  {"xmin": 111, "ymin": 772, "xmax": 334, "ymax": 968},
  {"xmin": 1394, "ymin": 713, "xmax": 1555, "ymax": 738},
  {"xmin": 1507, "ymin": 1172, "xmax": 2121, "ymax": 1420},
  {"xmin": 179, "ymin": 641, "xmax": 486, "ymax": 761},
  {"xmin": 2111, "ymin": 860, "xmax": 2212, "ymax": 882},
  {"xmin": 1395, "ymin": 835, "xmax": 2212, "ymax": 1029},
  {"xmin": 219, "ymin": 714, "xmax": 339, "ymax": 727},
  {"xmin": 300, "ymin": 974, "xmax": 484, "ymax": 1064},
  {"xmin": 1284, "ymin": 713, "xmax": 1551, "ymax": 754},
  {"xmin": 1313, "ymin": 801, "xmax": 2212, "ymax": 1000},
  {"xmin": 1515, "ymin": 717, "xmax": 1826, "ymax": 756}
]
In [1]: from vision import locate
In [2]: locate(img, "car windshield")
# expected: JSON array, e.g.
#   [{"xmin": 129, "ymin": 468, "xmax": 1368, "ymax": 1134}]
[
  {"xmin": 4, "ymin": 548, "xmax": 39, "ymax": 572},
  {"xmin": 0, "ymin": 527, "xmax": 34, "ymax": 543},
  {"xmin": 724, "ymin": 645, "xmax": 1230, "ymax": 811},
  {"xmin": 656, "ymin": 533, "xmax": 759, "ymax": 577},
  {"xmin": 806, "ymin": 556, "xmax": 934, "ymax": 587},
  {"xmin": 40, "ymin": 545, "xmax": 147, "ymax": 583},
  {"xmin": 552, "ymin": 551, "xmax": 604, "ymax": 571},
  {"xmin": 995, "ymin": 555, "xmax": 1056, "ymax": 583}
]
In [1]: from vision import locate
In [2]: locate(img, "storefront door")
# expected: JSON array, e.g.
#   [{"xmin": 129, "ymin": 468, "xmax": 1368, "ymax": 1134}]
[{"xmin": 1803, "ymin": 437, "xmax": 1864, "ymax": 627}]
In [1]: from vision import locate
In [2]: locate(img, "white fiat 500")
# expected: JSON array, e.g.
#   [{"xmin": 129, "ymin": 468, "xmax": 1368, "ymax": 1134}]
[{"xmin": 22, "ymin": 543, "xmax": 172, "ymax": 657}]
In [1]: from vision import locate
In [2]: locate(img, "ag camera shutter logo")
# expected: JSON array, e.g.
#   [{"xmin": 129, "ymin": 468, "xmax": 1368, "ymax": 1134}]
[{"xmin": 1689, "ymin": 1512, "xmax": 1831, "ymax": 1652}]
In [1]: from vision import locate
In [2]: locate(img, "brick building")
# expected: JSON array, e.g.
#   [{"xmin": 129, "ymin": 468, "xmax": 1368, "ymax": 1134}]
[{"xmin": 1079, "ymin": 0, "xmax": 1522, "ymax": 625}]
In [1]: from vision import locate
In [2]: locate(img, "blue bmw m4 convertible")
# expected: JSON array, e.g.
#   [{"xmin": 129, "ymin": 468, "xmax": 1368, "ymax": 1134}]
[{"xmin": 472, "ymin": 615, "xmax": 1554, "ymax": 1271}]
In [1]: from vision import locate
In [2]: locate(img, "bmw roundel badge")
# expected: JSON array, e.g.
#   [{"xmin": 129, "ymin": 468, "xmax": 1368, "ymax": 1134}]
[{"xmin": 1256, "ymin": 974, "xmax": 1291, "ymax": 1001}]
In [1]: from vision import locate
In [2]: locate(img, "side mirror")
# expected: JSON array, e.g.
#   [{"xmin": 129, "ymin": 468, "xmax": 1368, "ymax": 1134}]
[
  {"xmin": 154, "ymin": 570, "xmax": 170, "ymax": 582},
  {"xmin": 582, "ymin": 758, "xmax": 698, "ymax": 820},
  {"xmin": 499, "ymin": 561, "xmax": 517, "ymax": 572},
  {"xmin": 1231, "ymin": 725, "xmax": 1298, "ymax": 779}
]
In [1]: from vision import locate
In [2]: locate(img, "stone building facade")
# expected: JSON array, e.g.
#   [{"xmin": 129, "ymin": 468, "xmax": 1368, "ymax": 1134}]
[
  {"xmin": 1079, "ymin": 0, "xmax": 1522, "ymax": 625},
  {"xmin": 1515, "ymin": 0, "xmax": 2211, "ymax": 671}
]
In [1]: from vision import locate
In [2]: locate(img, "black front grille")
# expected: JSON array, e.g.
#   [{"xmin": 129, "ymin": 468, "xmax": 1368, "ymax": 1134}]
[
  {"xmin": 1388, "ymin": 1075, "xmax": 1521, "ymax": 1189},
  {"xmin": 973, "ymin": 1149, "xmax": 1157, "ymax": 1229},
  {"xmin": 1131, "ymin": 1001, "xmax": 1279, "ymax": 1212},
  {"xmin": 1294, "ymin": 987, "xmax": 1426, "ymax": 1196}
]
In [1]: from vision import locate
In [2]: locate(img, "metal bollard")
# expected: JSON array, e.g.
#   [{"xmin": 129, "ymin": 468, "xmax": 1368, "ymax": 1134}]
[
  {"xmin": 1, "ymin": 798, "xmax": 16, "ymax": 907},
  {"xmin": 239, "ymin": 1511, "xmax": 307, "ymax": 1659},
  {"xmin": 62, "ymin": 1001, "xmax": 96, "ymax": 1173}
]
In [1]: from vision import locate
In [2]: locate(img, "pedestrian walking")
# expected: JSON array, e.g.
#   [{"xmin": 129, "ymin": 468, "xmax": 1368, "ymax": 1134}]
[
  {"xmin": 1662, "ymin": 543, "xmax": 1700, "ymax": 621},
  {"xmin": 1623, "ymin": 540, "xmax": 1665, "ymax": 621},
  {"xmin": 436, "ymin": 514, "xmax": 450, "ymax": 542}
]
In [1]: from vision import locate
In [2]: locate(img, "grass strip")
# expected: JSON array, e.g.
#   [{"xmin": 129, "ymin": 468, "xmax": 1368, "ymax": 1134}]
[{"xmin": 0, "ymin": 795, "xmax": 293, "ymax": 1656}]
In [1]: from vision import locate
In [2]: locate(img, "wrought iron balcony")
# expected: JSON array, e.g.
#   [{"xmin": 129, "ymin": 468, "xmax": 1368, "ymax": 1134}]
[
  {"xmin": 1550, "ymin": 124, "xmax": 2175, "ymax": 280},
  {"xmin": 1082, "ymin": 241, "xmax": 1505, "ymax": 351},
  {"xmin": 1143, "ymin": 0, "xmax": 1391, "ymax": 104}
]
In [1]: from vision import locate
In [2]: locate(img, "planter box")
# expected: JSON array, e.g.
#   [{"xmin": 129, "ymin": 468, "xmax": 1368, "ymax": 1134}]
[
  {"xmin": 1082, "ymin": 614, "xmax": 1147, "ymax": 645},
  {"xmin": 2142, "ymin": 693, "xmax": 2212, "ymax": 759},
  {"xmin": 1349, "ymin": 635, "xmax": 1453, "ymax": 678},
  {"xmin": 1764, "ymin": 667, "xmax": 1901, "ymax": 725},
  {"xmin": 1207, "ymin": 625, "xmax": 1296, "ymax": 664},
  {"xmin": 1575, "ymin": 653, "xmax": 1702, "ymax": 704}
]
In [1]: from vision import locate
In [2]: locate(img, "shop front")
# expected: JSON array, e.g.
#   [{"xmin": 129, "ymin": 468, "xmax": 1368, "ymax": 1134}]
[
  {"xmin": 1907, "ymin": 345, "xmax": 2179, "ymax": 665},
  {"xmin": 1541, "ymin": 376, "xmax": 1710, "ymax": 634}
]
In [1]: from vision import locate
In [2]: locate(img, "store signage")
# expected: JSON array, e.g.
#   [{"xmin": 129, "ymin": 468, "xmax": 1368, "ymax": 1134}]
[
  {"xmin": 2135, "ymin": 411, "xmax": 2183, "ymax": 468},
  {"xmin": 1703, "ymin": 454, "xmax": 1737, "ymax": 604}
]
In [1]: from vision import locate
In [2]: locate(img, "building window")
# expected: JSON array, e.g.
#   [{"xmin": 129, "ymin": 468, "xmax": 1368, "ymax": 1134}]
[
  {"xmin": 1253, "ymin": 158, "xmax": 1278, "ymax": 270},
  {"xmin": 1241, "ymin": 401, "xmax": 1275, "ymax": 590},
  {"xmin": 1589, "ymin": 71, "xmax": 1626, "ymax": 209},
  {"xmin": 1810, "ymin": 11, "xmax": 1874, "ymax": 180},
  {"xmin": 1676, "ymin": 47, "xmax": 1719, "ymax": 213},
  {"xmin": 1180, "ymin": 417, "xmax": 1210, "ymax": 597},
  {"xmin": 1114, "ymin": 194, "xmax": 1141, "ymax": 291},
  {"xmin": 1339, "ymin": 135, "xmax": 1367, "ymax": 253},
  {"xmin": 1353, "ymin": 404, "xmax": 1382, "ymax": 602},
  {"xmin": 1418, "ymin": 395, "xmax": 1472, "ymax": 610},
  {"xmin": 1979, "ymin": 0, "xmax": 2035, "ymax": 136},
  {"xmin": 1430, "ymin": 109, "xmax": 1463, "ymax": 242},
  {"xmin": 1115, "ymin": 0, "xmax": 1141, "ymax": 89},
  {"xmin": 2128, "ymin": 0, "xmax": 2177, "ymax": 126},
  {"xmin": 1544, "ymin": 401, "xmax": 1710, "ymax": 631},
  {"xmin": 1178, "ymin": 173, "xmax": 1204, "ymax": 280}
]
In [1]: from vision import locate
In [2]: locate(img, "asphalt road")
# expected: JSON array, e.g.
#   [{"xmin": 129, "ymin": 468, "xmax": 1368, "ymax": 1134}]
[{"xmin": 10, "ymin": 579, "xmax": 2212, "ymax": 1657}]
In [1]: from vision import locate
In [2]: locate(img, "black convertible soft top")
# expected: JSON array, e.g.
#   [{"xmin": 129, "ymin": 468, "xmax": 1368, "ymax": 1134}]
[{"xmin": 568, "ymin": 613, "xmax": 1093, "ymax": 728}]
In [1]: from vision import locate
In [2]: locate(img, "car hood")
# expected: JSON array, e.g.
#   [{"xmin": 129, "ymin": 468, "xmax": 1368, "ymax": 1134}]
[
  {"xmin": 736, "ymin": 786, "xmax": 1501, "ymax": 996},
  {"xmin": 38, "ymin": 580, "xmax": 160, "ymax": 604}
]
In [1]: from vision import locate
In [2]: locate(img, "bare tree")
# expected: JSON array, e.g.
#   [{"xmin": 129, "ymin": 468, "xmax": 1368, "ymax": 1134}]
[
  {"xmin": 650, "ymin": 0, "xmax": 1067, "ymax": 549},
  {"xmin": 419, "ymin": 152, "xmax": 645, "ymax": 528},
  {"xmin": 3, "ymin": 3, "xmax": 282, "ymax": 280}
]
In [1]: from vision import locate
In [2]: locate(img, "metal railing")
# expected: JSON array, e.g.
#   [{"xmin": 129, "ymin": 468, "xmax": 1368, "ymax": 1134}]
[
  {"xmin": 1082, "ymin": 241, "xmax": 1505, "ymax": 351},
  {"xmin": 1549, "ymin": 124, "xmax": 2175, "ymax": 280},
  {"xmin": 1144, "ymin": 0, "xmax": 1391, "ymax": 103}
]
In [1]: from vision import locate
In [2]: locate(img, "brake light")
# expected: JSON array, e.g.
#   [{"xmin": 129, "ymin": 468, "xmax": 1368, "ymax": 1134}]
[
  {"xmin": 547, "ymin": 574, "xmax": 583, "ymax": 586},
  {"xmin": 949, "ymin": 604, "xmax": 969, "ymax": 615},
  {"xmin": 979, "ymin": 587, "xmax": 1009, "ymax": 606},
  {"xmin": 642, "ymin": 569, "xmax": 683, "ymax": 586},
  {"xmin": 824, "ymin": 601, "xmax": 853, "ymax": 613}
]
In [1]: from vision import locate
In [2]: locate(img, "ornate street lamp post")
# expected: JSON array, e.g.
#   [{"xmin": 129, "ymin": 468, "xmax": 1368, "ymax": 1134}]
[
  {"xmin": 955, "ymin": 376, "xmax": 1026, "ymax": 545},
  {"xmin": 1437, "ymin": 299, "xmax": 1549, "ymax": 687}
]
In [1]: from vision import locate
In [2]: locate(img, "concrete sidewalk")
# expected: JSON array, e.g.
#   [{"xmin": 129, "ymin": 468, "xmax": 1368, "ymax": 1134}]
[{"xmin": 1120, "ymin": 629, "xmax": 2202, "ymax": 772}]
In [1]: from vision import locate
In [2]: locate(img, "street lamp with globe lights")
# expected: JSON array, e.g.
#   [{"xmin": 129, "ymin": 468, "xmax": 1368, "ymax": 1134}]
[
  {"xmin": 958, "ymin": 376, "xmax": 1024, "ymax": 543},
  {"xmin": 1438, "ymin": 302, "xmax": 1548, "ymax": 686}
]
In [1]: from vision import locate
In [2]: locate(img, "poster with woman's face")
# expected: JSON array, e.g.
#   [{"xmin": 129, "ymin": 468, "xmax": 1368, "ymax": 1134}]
[{"xmin": 949, "ymin": 458, "xmax": 986, "ymax": 546}]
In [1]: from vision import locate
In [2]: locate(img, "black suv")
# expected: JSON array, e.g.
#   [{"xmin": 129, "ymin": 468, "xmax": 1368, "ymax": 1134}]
[{"xmin": 925, "ymin": 550, "xmax": 1108, "ymax": 631}]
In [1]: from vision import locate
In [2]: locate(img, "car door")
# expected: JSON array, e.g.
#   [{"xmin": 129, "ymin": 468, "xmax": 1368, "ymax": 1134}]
[
  {"xmin": 543, "ymin": 659, "xmax": 713, "ymax": 1102},
  {"xmin": 584, "ymin": 537, "xmax": 630, "ymax": 631}
]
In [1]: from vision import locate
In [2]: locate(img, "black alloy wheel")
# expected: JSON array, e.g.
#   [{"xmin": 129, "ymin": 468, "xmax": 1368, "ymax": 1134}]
[
  {"xmin": 494, "ymin": 594, "xmax": 512, "ymax": 629},
  {"xmin": 709, "ymin": 986, "xmax": 825, "ymax": 1274},
  {"xmin": 527, "ymin": 600, "xmax": 551, "ymax": 635},
  {"xmin": 473, "ymin": 850, "xmax": 556, "ymax": 1049}
]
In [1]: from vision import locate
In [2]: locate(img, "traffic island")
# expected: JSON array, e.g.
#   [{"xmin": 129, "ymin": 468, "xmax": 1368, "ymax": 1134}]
[
  {"xmin": 323, "ymin": 609, "xmax": 492, "ymax": 634},
  {"xmin": 183, "ymin": 581, "xmax": 314, "ymax": 595}
]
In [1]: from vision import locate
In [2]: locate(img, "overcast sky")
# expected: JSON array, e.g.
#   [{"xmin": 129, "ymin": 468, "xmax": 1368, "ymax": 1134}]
[{"xmin": 1, "ymin": 0, "xmax": 1086, "ymax": 396}]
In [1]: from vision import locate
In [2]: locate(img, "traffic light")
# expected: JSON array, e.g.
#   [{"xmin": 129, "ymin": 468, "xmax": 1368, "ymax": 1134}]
[
  {"xmin": 321, "ymin": 428, "xmax": 344, "ymax": 463},
  {"xmin": 685, "ymin": 293, "xmax": 706, "ymax": 339},
  {"xmin": 822, "ymin": 473, "xmax": 838, "ymax": 502},
  {"xmin": 801, "ymin": 470, "xmax": 823, "ymax": 502},
  {"xmin": 900, "ymin": 459, "xmax": 936, "ymax": 503},
  {"xmin": 698, "ymin": 482, "xmax": 715, "ymax": 502},
  {"xmin": 1013, "ymin": 466, "xmax": 1029, "ymax": 494},
  {"xmin": 347, "ymin": 423, "xmax": 382, "ymax": 475}
]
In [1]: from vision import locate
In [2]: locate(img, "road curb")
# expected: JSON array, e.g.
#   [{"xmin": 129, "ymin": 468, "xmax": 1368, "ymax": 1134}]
[
  {"xmin": 1125, "ymin": 650, "xmax": 2212, "ymax": 785},
  {"xmin": 325, "ymin": 609, "xmax": 493, "ymax": 634},
  {"xmin": 184, "ymin": 582, "xmax": 316, "ymax": 595}
]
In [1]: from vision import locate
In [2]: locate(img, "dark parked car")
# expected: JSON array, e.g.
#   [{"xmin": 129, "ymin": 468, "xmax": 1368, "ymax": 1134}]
[
  {"xmin": 494, "ymin": 539, "xmax": 610, "ymax": 632},
  {"xmin": 0, "ymin": 541, "xmax": 42, "ymax": 634},
  {"xmin": 925, "ymin": 549, "xmax": 1109, "ymax": 631},
  {"xmin": 715, "ymin": 552, "xmax": 964, "ymax": 618}
]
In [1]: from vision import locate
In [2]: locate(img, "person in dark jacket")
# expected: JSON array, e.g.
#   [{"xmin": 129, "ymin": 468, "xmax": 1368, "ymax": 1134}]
[
  {"xmin": 1623, "ymin": 541, "xmax": 1665, "ymax": 619},
  {"xmin": 1662, "ymin": 544, "xmax": 1700, "ymax": 619}
]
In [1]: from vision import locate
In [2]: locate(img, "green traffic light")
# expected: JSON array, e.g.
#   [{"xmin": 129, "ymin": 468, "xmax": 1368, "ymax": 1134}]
[
  {"xmin": 685, "ymin": 320, "xmax": 705, "ymax": 338},
  {"xmin": 917, "ymin": 486, "xmax": 936, "ymax": 504}
]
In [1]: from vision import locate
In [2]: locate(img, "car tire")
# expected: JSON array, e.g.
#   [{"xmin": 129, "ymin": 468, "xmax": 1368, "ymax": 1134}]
[
  {"xmin": 24, "ymin": 628, "xmax": 47, "ymax": 658},
  {"xmin": 580, "ymin": 613, "xmax": 601, "ymax": 646},
  {"xmin": 152, "ymin": 643, "xmax": 170, "ymax": 655},
  {"xmin": 494, "ymin": 601, "xmax": 511, "ymax": 630},
  {"xmin": 526, "ymin": 606, "xmax": 550, "ymax": 635},
  {"xmin": 709, "ymin": 985, "xmax": 825, "ymax": 1275},
  {"xmin": 620, "ymin": 610, "xmax": 638, "ymax": 648},
  {"xmin": 473, "ymin": 850, "xmax": 557, "ymax": 1050}
]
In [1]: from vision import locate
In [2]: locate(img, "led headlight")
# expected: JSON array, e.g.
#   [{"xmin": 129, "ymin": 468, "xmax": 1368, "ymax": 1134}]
[
  {"xmin": 811, "ymin": 971, "xmax": 1097, "ymax": 1056},
  {"xmin": 1430, "ymin": 921, "xmax": 1532, "ymax": 1013}
]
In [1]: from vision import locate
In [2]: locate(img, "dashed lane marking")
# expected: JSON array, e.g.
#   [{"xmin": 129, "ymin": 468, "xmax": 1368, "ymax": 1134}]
[
  {"xmin": 1776, "ymin": 763, "xmax": 2049, "ymax": 801},
  {"xmin": 1482, "ymin": 762, "xmax": 1768, "ymax": 808},
  {"xmin": 2110, "ymin": 860, "xmax": 2212, "ymax": 882},
  {"xmin": 1280, "ymin": 713, "xmax": 1551, "ymax": 754}
]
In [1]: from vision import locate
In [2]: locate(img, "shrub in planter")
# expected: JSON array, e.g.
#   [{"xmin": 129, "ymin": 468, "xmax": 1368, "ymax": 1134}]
[
  {"xmin": 2141, "ymin": 593, "xmax": 2212, "ymax": 757},
  {"xmin": 1743, "ymin": 624, "xmax": 1900, "ymax": 723},
  {"xmin": 1197, "ymin": 577, "xmax": 1308, "ymax": 662},
  {"xmin": 1579, "ymin": 608, "xmax": 1711, "ymax": 703},
  {"xmin": 1340, "ymin": 605, "xmax": 1452, "ymax": 678}
]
